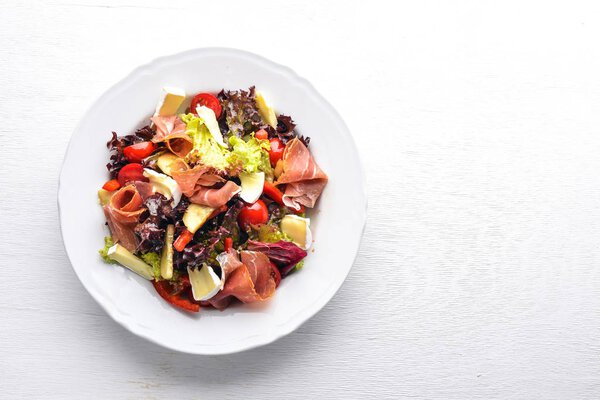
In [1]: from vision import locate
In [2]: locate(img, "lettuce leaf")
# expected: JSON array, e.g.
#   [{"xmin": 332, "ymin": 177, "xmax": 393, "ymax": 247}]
[
  {"xmin": 218, "ymin": 87, "xmax": 269, "ymax": 138},
  {"xmin": 141, "ymin": 252, "xmax": 162, "ymax": 279},
  {"xmin": 246, "ymin": 240, "xmax": 307, "ymax": 276},
  {"xmin": 99, "ymin": 236, "xmax": 117, "ymax": 264},
  {"xmin": 181, "ymin": 113, "xmax": 231, "ymax": 171},
  {"xmin": 228, "ymin": 135, "xmax": 273, "ymax": 176}
]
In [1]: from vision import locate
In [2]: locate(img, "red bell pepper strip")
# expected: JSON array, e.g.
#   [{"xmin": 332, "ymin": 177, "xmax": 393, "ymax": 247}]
[
  {"xmin": 152, "ymin": 279, "xmax": 199, "ymax": 313},
  {"xmin": 173, "ymin": 229, "xmax": 194, "ymax": 252},
  {"xmin": 208, "ymin": 205, "xmax": 228, "ymax": 220},
  {"xmin": 262, "ymin": 181, "xmax": 304, "ymax": 213},
  {"xmin": 102, "ymin": 179, "xmax": 121, "ymax": 192},
  {"xmin": 224, "ymin": 237, "xmax": 233, "ymax": 252}
]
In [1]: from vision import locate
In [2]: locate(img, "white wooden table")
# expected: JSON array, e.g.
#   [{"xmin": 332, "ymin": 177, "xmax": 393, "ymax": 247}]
[{"xmin": 3, "ymin": 1, "xmax": 600, "ymax": 398}]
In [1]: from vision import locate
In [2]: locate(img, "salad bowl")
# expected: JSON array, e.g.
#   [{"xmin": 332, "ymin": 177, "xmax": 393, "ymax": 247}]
[{"xmin": 58, "ymin": 48, "xmax": 366, "ymax": 354}]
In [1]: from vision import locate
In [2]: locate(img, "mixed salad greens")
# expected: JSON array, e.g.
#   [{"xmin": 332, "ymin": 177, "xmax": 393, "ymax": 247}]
[{"xmin": 98, "ymin": 86, "xmax": 327, "ymax": 312}]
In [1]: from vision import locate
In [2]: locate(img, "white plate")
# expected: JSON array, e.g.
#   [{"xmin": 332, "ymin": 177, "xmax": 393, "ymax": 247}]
[{"xmin": 58, "ymin": 48, "xmax": 366, "ymax": 355}]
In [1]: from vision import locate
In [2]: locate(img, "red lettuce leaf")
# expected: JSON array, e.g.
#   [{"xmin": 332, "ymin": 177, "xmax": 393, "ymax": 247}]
[{"xmin": 246, "ymin": 240, "xmax": 307, "ymax": 276}]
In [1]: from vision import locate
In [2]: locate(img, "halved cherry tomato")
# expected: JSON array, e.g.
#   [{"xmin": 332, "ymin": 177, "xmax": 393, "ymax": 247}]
[
  {"xmin": 152, "ymin": 279, "xmax": 199, "ymax": 313},
  {"xmin": 270, "ymin": 262, "xmax": 281, "ymax": 288},
  {"xmin": 173, "ymin": 229, "xmax": 194, "ymax": 252},
  {"xmin": 238, "ymin": 200, "xmax": 269, "ymax": 230},
  {"xmin": 255, "ymin": 129, "xmax": 269, "ymax": 140},
  {"xmin": 190, "ymin": 93, "xmax": 222, "ymax": 118},
  {"xmin": 262, "ymin": 181, "xmax": 304, "ymax": 213},
  {"xmin": 117, "ymin": 163, "xmax": 148, "ymax": 186},
  {"xmin": 123, "ymin": 141, "xmax": 156, "ymax": 163},
  {"xmin": 102, "ymin": 179, "xmax": 121, "ymax": 192},
  {"xmin": 268, "ymin": 138, "xmax": 285, "ymax": 167},
  {"xmin": 224, "ymin": 237, "xmax": 233, "ymax": 252}
]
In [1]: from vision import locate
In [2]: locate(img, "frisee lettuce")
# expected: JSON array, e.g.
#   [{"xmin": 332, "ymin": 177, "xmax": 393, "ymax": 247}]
[
  {"xmin": 140, "ymin": 252, "xmax": 162, "ymax": 280},
  {"xmin": 228, "ymin": 135, "xmax": 273, "ymax": 177},
  {"xmin": 181, "ymin": 113, "xmax": 231, "ymax": 171},
  {"xmin": 99, "ymin": 236, "xmax": 117, "ymax": 264},
  {"xmin": 181, "ymin": 113, "xmax": 273, "ymax": 178}
]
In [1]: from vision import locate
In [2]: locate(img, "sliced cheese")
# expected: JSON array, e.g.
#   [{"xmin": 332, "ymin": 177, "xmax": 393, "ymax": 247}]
[
  {"xmin": 182, "ymin": 204, "xmax": 215, "ymax": 234},
  {"xmin": 143, "ymin": 168, "xmax": 182, "ymax": 206},
  {"xmin": 155, "ymin": 87, "xmax": 186, "ymax": 116},
  {"xmin": 255, "ymin": 90, "xmax": 277, "ymax": 128},
  {"xmin": 107, "ymin": 244, "xmax": 154, "ymax": 280},
  {"xmin": 188, "ymin": 264, "xmax": 222, "ymax": 301},
  {"xmin": 239, "ymin": 171, "xmax": 265, "ymax": 203},
  {"xmin": 196, "ymin": 105, "xmax": 226, "ymax": 147},
  {"xmin": 156, "ymin": 153, "xmax": 182, "ymax": 176},
  {"xmin": 280, "ymin": 214, "xmax": 312, "ymax": 250}
]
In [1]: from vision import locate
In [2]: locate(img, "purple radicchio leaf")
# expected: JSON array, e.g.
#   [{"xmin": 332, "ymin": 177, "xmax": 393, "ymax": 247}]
[{"xmin": 246, "ymin": 240, "xmax": 307, "ymax": 277}]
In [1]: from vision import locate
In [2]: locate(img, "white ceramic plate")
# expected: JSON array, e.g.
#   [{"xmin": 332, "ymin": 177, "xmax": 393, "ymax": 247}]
[{"xmin": 59, "ymin": 48, "xmax": 366, "ymax": 355}]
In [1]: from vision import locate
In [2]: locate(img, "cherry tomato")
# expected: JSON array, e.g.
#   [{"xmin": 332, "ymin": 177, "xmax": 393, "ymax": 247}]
[
  {"xmin": 238, "ymin": 200, "xmax": 269, "ymax": 230},
  {"xmin": 117, "ymin": 163, "xmax": 148, "ymax": 186},
  {"xmin": 268, "ymin": 138, "xmax": 285, "ymax": 167},
  {"xmin": 270, "ymin": 262, "xmax": 281, "ymax": 288},
  {"xmin": 123, "ymin": 141, "xmax": 156, "ymax": 163},
  {"xmin": 190, "ymin": 93, "xmax": 222, "ymax": 119},
  {"xmin": 102, "ymin": 179, "xmax": 121, "ymax": 192},
  {"xmin": 255, "ymin": 129, "xmax": 269, "ymax": 140}
]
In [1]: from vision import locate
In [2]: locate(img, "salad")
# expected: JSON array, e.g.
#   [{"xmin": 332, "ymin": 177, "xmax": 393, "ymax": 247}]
[{"xmin": 98, "ymin": 87, "xmax": 328, "ymax": 312}]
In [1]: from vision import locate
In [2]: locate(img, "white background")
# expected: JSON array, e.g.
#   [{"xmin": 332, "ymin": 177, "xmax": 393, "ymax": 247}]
[{"xmin": 3, "ymin": 1, "xmax": 600, "ymax": 399}]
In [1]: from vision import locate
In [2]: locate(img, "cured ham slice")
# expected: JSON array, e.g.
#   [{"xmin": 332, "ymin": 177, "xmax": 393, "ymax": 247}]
[
  {"xmin": 208, "ymin": 250, "xmax": 276, "ymax": 310},
  {"xmin": 170, "ymin": 159, "xmax": 241, "ymax": 208},
  {"xmin": 150, "ymin": 115, "xmax": 192, "ymax": 158},
  {"xmin": 275, "ymin": 138, "xmax": 328, "ymax": 209},
  {"xmin": 103, "ymin": 184, "xmax": 145, "ymax": 251},
  {"xmin": 187, "ymin": 182, "xmax": 241, "ymax": 208},
  {"xmin": 133, "ymin": 181, "xmax": 155, "ymax": 201}
]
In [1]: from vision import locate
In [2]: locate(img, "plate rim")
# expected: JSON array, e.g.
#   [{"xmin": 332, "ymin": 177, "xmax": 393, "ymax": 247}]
[{"xmin": 58, "ymin": 47, "xmax": 367, "ymax": 355}]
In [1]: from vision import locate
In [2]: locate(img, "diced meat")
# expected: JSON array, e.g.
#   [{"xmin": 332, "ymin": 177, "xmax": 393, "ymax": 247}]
[
  {"xmin": 208, "ymin": 250, "xmax": 276, "ymax": 310},
  {"xmin": 171, "ymin": 159, "xmax": 241, "ymax": 208},
  {"xmin": 150, "ymin": 115, "xmax": 192, "ymax": 158},
  {"xmin": 275, "ymin": 138, "xmax": 328, "ymax": 209},
  {"xmin": 103, "ymin": 184, "xmax": 145, "ymax": 251}
]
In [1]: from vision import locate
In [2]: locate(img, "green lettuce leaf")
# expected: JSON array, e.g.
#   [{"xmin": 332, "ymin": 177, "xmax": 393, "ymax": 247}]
[
  {"xmin": 181, "ymin": 113, "xmax": 231, "ymax": 171},
  {"xmin": 99, "ymin": 236, "xmax": 117, "ymax": 264},
  {"xmin": 141, "ymin": 252, "xmax": 162, "ymax": 279},
  {"xmin": 228, "ymin": 135, "xmax": 273, "ymax": 177}
]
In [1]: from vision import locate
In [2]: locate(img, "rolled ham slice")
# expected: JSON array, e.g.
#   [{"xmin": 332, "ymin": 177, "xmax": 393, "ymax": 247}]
[
  {"xmin": 208, "ymin": 250, "xmax": 277, "ymax": 310},
  {"xmin": 275, "ymin": 138, "xmax": 328, "ymax": 209},
  {"xmin": 103, "ymin": 184, "xmax": 145, "ymax": 252},
  {"xmin": 170, "ymin": 159, "xmax": 241, "ymax": 208},
  {"xmin": 150, "ymin": 115, "xmax": 193, "ymax": 158}
]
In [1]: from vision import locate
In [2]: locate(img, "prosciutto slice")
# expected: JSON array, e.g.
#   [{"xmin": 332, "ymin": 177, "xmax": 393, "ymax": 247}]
[
  {"xmin": 133, "ymin": 181, "xmax": 155, "ymax": 201},
  {"xmin": 208, "ymin": 250, "xmax": 277, "ymax": 310},
  {"xmin": 275, "ymin": 138, "xmax": 328, "ymax": 209},
  {"xmin": 170, "ymin": 159, "xmax": 241, "ymax": 208},
  {"xmin": 150, "ymin": 115, "xmax": 193, "ymax": 158},
  {"xmin": 103, "ymin": 185, "xmax": 145, "ymax": 251}
]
